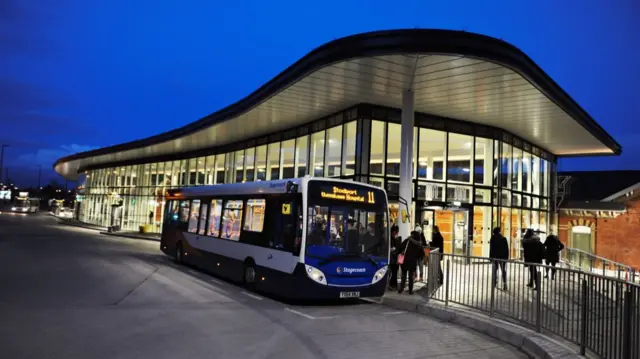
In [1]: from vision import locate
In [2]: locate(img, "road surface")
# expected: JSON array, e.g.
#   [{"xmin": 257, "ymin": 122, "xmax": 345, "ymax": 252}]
[{"xmin": 0, "ymin": 213, "xmax": 527, "ymax": 359}]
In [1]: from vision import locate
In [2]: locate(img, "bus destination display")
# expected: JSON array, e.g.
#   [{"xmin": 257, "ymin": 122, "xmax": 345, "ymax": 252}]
[{"xmin": 320, "ymin": 186, "xmax": 375, "ymax": 204}]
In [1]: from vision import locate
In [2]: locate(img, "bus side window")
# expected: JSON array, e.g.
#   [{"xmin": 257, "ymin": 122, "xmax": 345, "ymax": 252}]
[
  {"xmin": 268, "ymin": 195, "xmax": 300, "ymax": 255},
  {"xmin": 178, "ymin": 200, "xmax": 190, "ymax": 231}
]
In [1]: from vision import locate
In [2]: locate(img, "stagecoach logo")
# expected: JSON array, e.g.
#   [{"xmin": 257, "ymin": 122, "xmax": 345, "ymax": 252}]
[{"xmin": 337, "ymin": 267, "xmax": 366, "ymax": 274}]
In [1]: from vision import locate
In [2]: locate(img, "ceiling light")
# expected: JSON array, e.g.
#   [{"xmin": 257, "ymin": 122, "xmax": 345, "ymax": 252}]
[{"xmin": 419, "ymin": 161, "xmax": 427, "ymax": 166}]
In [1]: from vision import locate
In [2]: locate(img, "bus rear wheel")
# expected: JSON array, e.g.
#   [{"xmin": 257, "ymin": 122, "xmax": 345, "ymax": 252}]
[{"xmin": 175, "ymin": 242, "xmax": 183, "ymax": 264}]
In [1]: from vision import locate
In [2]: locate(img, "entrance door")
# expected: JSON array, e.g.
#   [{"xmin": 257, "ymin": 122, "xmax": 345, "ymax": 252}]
[
  {"xmin": 571, "ymin": 226, "xmax": 593, "ymax": 270},
  {"xmin": 452, "ymin": 210, "xmax": 468, "ymax": 256}
]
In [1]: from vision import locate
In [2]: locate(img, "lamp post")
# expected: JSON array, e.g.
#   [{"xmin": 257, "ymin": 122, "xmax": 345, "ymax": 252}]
[{"xmin": 0, "ymin": 144, "xmax": 7, "ymax": 184}]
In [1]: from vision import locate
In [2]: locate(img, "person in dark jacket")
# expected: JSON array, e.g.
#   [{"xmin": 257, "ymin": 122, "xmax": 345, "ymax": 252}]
[
  {"xmin": 522, "ymin": 229, "xmax": 545, "ymax": 290},
  {"xmin": 414, "ymin": 226, "xmax": 428, "ymax": 281},
  {"xmin": 489, "ymin": 227, "xmax": 509, "ymax": 290},
  {"xmin": 544, "ymin": 233, "xmax": 564, "ymax": 280},
  {"xmin": 388, "ymin": 225, "xmax": 401, "ymax": 290},
  {"xmin": 431, "ymin": 225, "xmax": 445, "ymax": 284},
  {"xmin": 398, "ymin": 231, "xmax": 422, "ymax": 294}
]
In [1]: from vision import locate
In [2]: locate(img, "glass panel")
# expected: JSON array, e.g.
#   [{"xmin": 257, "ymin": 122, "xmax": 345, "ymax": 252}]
[
  {"xmin": 474, "ymin": 137, "xmax": 494, "ymax": 186},
  {"xmin": 417, "ymin": 182, "xmax": 445, "ymax": 201},
  {"xmin": 188, "ymin": 158, "xmax": 198, "ymax": 186},
  {"xmin": 310, "ymin": 132, "xmax": 324, "ymax": 177},
  {"xmin": 418, "ymin": 128, "xmax": 447, "ymax": 181},
  {"xmin": 207, "ymin": 199, "xmax": 222, "ymax": 237},
  {"xmin": 501, "ymin": 190, "xmax": 511, "ymax": 207},
  {"xmin": 244, "ymin": 199, "xmax": 266, "ymax": 232},
  {"xmin": 522, "ymin": 195, "xmax": 531, "ymax": 208},
  {"xmin": 542, "ymin": 159, "xmax": 549, "ymax": 197},
  {"xmin": 295, "ymin": 136, "xmax": 308, "ymax": 178},
  {"xmin": 493, "ymin": 141, "xmax": 499, "ymax": 187},
  {"xmin": 369, "ymin": 121, "xmax": 385, "ymax": 175},
  {"xmin": 267, "ymin": 143, "xmax": 280, "ymax": 180},
  {"xmin": 532, "ymin": 155, "xmax": 540, "ymax": 195},
  {"xmin": 170, "ymin": 161, "xmax": 179, "ymax": 187},
  {"xmin": 205, "ymin": 155, "xmax": 215, "ymax": 185},
  {"xmin": 522, "ymin": 151, "xmax": 531, "ymax": 193},
  {"xmin": 179, "ymin": 160, "xmax": 188, "ymax": 186},
  {"xmin": 235, "ymin": 150, "xmax": 245, "ymax": 183},
  {"xmin": 532, "ymin": 210, "xmax": 540, "ymax": 236},
  {"xmin": 474, "ymin": 188, "xmax": 492, "ymax": 203},
  {"xmin": 215, "ymin": 154, "xmax": 225, "ymax": 184},
  {"xmin": 511, "ymin": 208, "xmax": 521, "ymax": 259},
  {"xmin": 446, "ymin": 184, "xmax": 472, "ymax": 203},
  {"xmin": 281, "ymin": 139, "xmax": 295, "ymax": 179},
  {"xmin": 512, "ymin": 193, "xmax": 521, "ymax": 207},
  {"xmin": 255, "ymin": 145, "xmax": 267, "ymax": 181},
  {"xmin": 221, "ymin": 200, "xmax": 243, "ymax": 241},
  {"xmin": 343, "ymin": 121, "xmax": 356, "ymax": 176},
  {"xmin": 244, "ymin": 147, "xmax": 255, "ymax": 182},
  {"xmin": 500, "ymin": 143, "xmax": 512, "ymax": 189},
  {"xmin": 512, "ymin": 147, "xmax": 522, "ymax": 191},
  {"xmin": 326, "ymin": 126, "xmax": 342, "ymax": 177},
  {"xmin": 521, "ymin": 209, "xmax": 531, "ymax": 234},
  {"xmin": 386, "ymin": 123, "xmax": 401, "ymax": 177},
  {"xmin": 197, "ymin": 158, "xmax": 205, "ymax": 185},
  {"xmin": 473, "ymin": 206, "xmax": 492, "ymax": 257},
  {"xmin": 532, "ymin": 197, "xmax": 540, "ymax": 209},
  {"xmin": 162, "ymin": 162, "xmax": 171, "ymax": 187},
  {"xmin": 188, "ymin": 199, "xmax": 201, "ymax": 233},
  {"xmin": 447, "ymin": 133, "xmax": 473, "ymax": 183}
]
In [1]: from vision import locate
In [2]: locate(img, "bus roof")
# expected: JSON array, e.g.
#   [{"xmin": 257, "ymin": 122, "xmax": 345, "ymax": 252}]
[{"xmin": 166, "ymin": 177, "xmax": 385, "ymax": 199}]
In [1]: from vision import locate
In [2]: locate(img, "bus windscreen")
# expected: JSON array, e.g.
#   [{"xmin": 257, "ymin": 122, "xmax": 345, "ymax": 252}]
[{"xmin": 305, "ymin": 182, "xmax": 388, "ymax": 262}]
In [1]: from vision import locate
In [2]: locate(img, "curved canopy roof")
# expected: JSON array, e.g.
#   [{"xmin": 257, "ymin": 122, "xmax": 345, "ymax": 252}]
[{"xmin": 54, "ymin": 29, "xmax": 621, "ymax": 180}]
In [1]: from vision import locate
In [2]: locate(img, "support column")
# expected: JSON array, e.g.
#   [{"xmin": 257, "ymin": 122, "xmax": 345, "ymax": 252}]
[{"xmin": 398, "ymin": 89, "xmax": 414, "ymax": 240}]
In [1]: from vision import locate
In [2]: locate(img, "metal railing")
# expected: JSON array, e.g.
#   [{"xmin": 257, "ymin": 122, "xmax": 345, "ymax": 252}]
[
  {"xmin": 427, "ymin": 252, "xmax": 640, "ymax": 359},
  {"xmin": 562, "ymin": 248, "xmax": 639, "ymax": 284}
]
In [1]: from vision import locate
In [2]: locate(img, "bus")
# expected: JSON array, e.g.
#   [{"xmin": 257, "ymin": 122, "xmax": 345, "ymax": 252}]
[
  {"xmin": 11, "ymin": 197, "xmax": 40, "ymax": 213},
  {"xmin": 161, "ymin": 177, "xmax": 390, "ymax": 299}
]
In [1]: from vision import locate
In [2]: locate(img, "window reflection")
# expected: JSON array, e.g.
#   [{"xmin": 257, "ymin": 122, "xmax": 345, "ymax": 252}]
[
  {"xmin": 295, "ymin": 136, "xmax": 308, "ymax": 177},
  {"xmin": 474, "ymin": 137, "xmax": 494, "ymax": 186},
  {"xmin": 343, "ymin": 121, "xmax": 356, "ymax": 176},
  {"xmin": 369, "ymin": 121, "xmax": 385, "ymax": 175},
  {"xmin": 281, "ymin": 139, "xmax": 295, "ymax": 179},
  {"xmin": 418, "ymin": 128, "xmax": 446, "ymax": 181},
  {"xmin": 244, "ymin": 147, "xmax": 255, "ymax": 182},
  {"xmin": 512, "ymin": 147, "xmax": 522, "ymax": 191},
  {"xmin": 255, "ymin": 145, "xmax": 267, "ymax": 181},
  {"xmin": 326, "ymin": 126, "xmax": 342, "ymax": 177},
  {"xmin": 267, "ymin": 143, "xmax": 280, "ymax": 180},
  {"xmin": 386, "ymin": 123, "xmax": 401, "ymax": 177},
  {"xmin": 235, "ymin": 150, "xmax": 244, "ymax": 183},
  {"xmin": 310, "ymin": 131, "xmax": 324, "ymax": 177},
  {"xmin": 447, "ymin": 133, "xmax": 472, "ymax": 183}
]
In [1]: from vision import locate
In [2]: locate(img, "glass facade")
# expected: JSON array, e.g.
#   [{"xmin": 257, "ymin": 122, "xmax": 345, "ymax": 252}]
[{"xmin": 81, "ymin": 105, "xmax": 555, "ymax": 259}]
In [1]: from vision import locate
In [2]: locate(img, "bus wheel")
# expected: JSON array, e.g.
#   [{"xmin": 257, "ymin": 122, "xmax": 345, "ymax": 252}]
[
  {"xmin": 243, "ymin": 263, "xmax": 256, "ymax": 288},
  {"xmin": 175, "ymin": 242, "xmax": 183, "ymax": 264}
]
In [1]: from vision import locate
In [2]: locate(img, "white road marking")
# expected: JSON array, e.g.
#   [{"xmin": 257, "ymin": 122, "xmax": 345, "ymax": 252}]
[
  {"xmin": 285, "ymin": 308, "xmax": 316, "ymax": 319},
  {"xmin": 188, "ymin": 269, "xmax": 198, "ymax": 275},
  {"xmin": 284, "ymin": 308, "xmax": 337, "ymax": 320},
  {"xmin": 210, "ymin": 278, "xmax": 222, "ymax": 284},
  {"xmin": 382, "ymin": 311, "xmax": 405, "ymax": 315},
  {"xmin": 241, "ymin": 291, "xmax": 264, "ymax": 300}
]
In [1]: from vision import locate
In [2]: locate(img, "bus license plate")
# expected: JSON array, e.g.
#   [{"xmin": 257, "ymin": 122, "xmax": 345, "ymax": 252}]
[{"xmin": 340, "ymin": 291, "xmax": 360, "ymax": 298}]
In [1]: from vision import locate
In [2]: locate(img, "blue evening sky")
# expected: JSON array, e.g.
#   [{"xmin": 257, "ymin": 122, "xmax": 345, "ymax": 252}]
[{"xmin": 1, "ymin": 0, "xmax": 638, "ymax": 187}]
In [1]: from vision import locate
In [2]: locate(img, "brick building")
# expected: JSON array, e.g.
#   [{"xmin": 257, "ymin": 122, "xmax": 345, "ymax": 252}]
[{"xmin": 558, "ymin": 171, "xmax": 640, "ymax": 270}]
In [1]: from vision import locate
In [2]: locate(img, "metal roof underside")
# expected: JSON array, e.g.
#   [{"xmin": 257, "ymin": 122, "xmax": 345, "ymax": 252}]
[{"xmin": 54, "ymin": 30, "xmax": 621, "ymax": 180}]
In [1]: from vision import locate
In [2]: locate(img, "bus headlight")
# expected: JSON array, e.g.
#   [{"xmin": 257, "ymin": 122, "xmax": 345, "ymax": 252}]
[
  {"xmin": 372, "ymin": 266, "xmax": 388, "ymax": 284},
  {"xmin": 11, "ymin": 207, "xmax": 17, "ymax": 211},
  {"xmin": 305, "ymin": 265, "xmax": 327, "ymax": 285}
]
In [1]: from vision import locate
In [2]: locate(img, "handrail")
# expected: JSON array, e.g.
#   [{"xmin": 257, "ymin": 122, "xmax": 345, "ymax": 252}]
[
  {"xmin": 564, "ymin": 247, "xmax": 633, "ymax": 270},
  {"xmin": 425, "ymin": 252, "xmax": 640, "ymax": 359}
]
